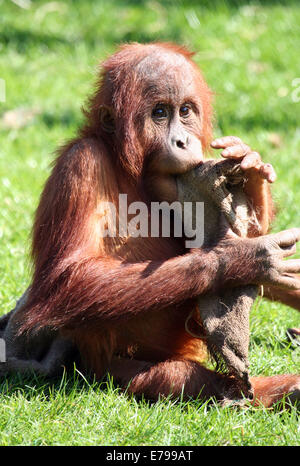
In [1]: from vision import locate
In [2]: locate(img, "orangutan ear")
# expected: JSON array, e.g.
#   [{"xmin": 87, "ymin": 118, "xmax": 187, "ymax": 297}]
[{"xmin": 99, "ymin": 105, "xmax": 115, "ymax": 133}]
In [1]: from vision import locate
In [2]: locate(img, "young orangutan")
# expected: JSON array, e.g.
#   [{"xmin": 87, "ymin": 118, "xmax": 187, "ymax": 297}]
[{"xmin": 0, "ymin": 43, "xmax": 299, "ymax": 406}]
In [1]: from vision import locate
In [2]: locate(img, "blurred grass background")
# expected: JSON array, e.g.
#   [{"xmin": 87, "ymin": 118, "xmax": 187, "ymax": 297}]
[{"xmin": 0, "ymin": 0, "xmax": 299, "ymax": 446}]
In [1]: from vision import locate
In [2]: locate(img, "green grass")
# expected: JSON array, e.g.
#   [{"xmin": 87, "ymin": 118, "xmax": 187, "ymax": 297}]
[{"xmin": 0, "ymin": 0, "xmax": 299, "ymax": 446}]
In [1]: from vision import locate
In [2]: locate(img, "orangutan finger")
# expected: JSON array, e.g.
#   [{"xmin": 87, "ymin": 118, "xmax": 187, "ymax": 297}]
[
  {"xmin": 259, "ymin": 163, "xmax": 277, "ymax": 183},
  {"xmin": 240, "ymin": 151, "xmax": 262, "ymax": 170},
  {"xmin": 210, "ymin": 136, "xmax": 243, "ymax": 149},
  {"xmin": 221, "ymin": 143, "xmax": 251, "ymax": 158}
]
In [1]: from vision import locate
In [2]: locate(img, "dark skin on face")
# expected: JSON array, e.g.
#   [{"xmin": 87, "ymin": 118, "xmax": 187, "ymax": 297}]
[{"xmin": 139, "ymin": 54, "xmax": 204, "ymax": 202}]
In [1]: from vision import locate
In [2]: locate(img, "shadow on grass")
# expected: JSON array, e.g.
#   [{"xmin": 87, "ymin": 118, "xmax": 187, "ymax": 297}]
[
  {"xmin": 0, "ymin": 26, "xmax": 69, "ymax": 52},
  {"xmin": 119, "ymin": 0, "xmax": 300, "ymax": 7},
  {"xmin": 0, "ymin": 368, "xmax": 112, "ymax": 401},
  {"xmin": 41, "ymin": 111, "xmax": 83, "ymax": 129}
]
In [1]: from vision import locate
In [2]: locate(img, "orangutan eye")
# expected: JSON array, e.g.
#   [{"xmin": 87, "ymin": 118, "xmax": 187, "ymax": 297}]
[
  {"xmin": 179, "ymin": 104, "xmax": 191, "ymax": 117},
  {"xmin": 152, "ymin": 104, "xmax": 168, "ymax": 119}
]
